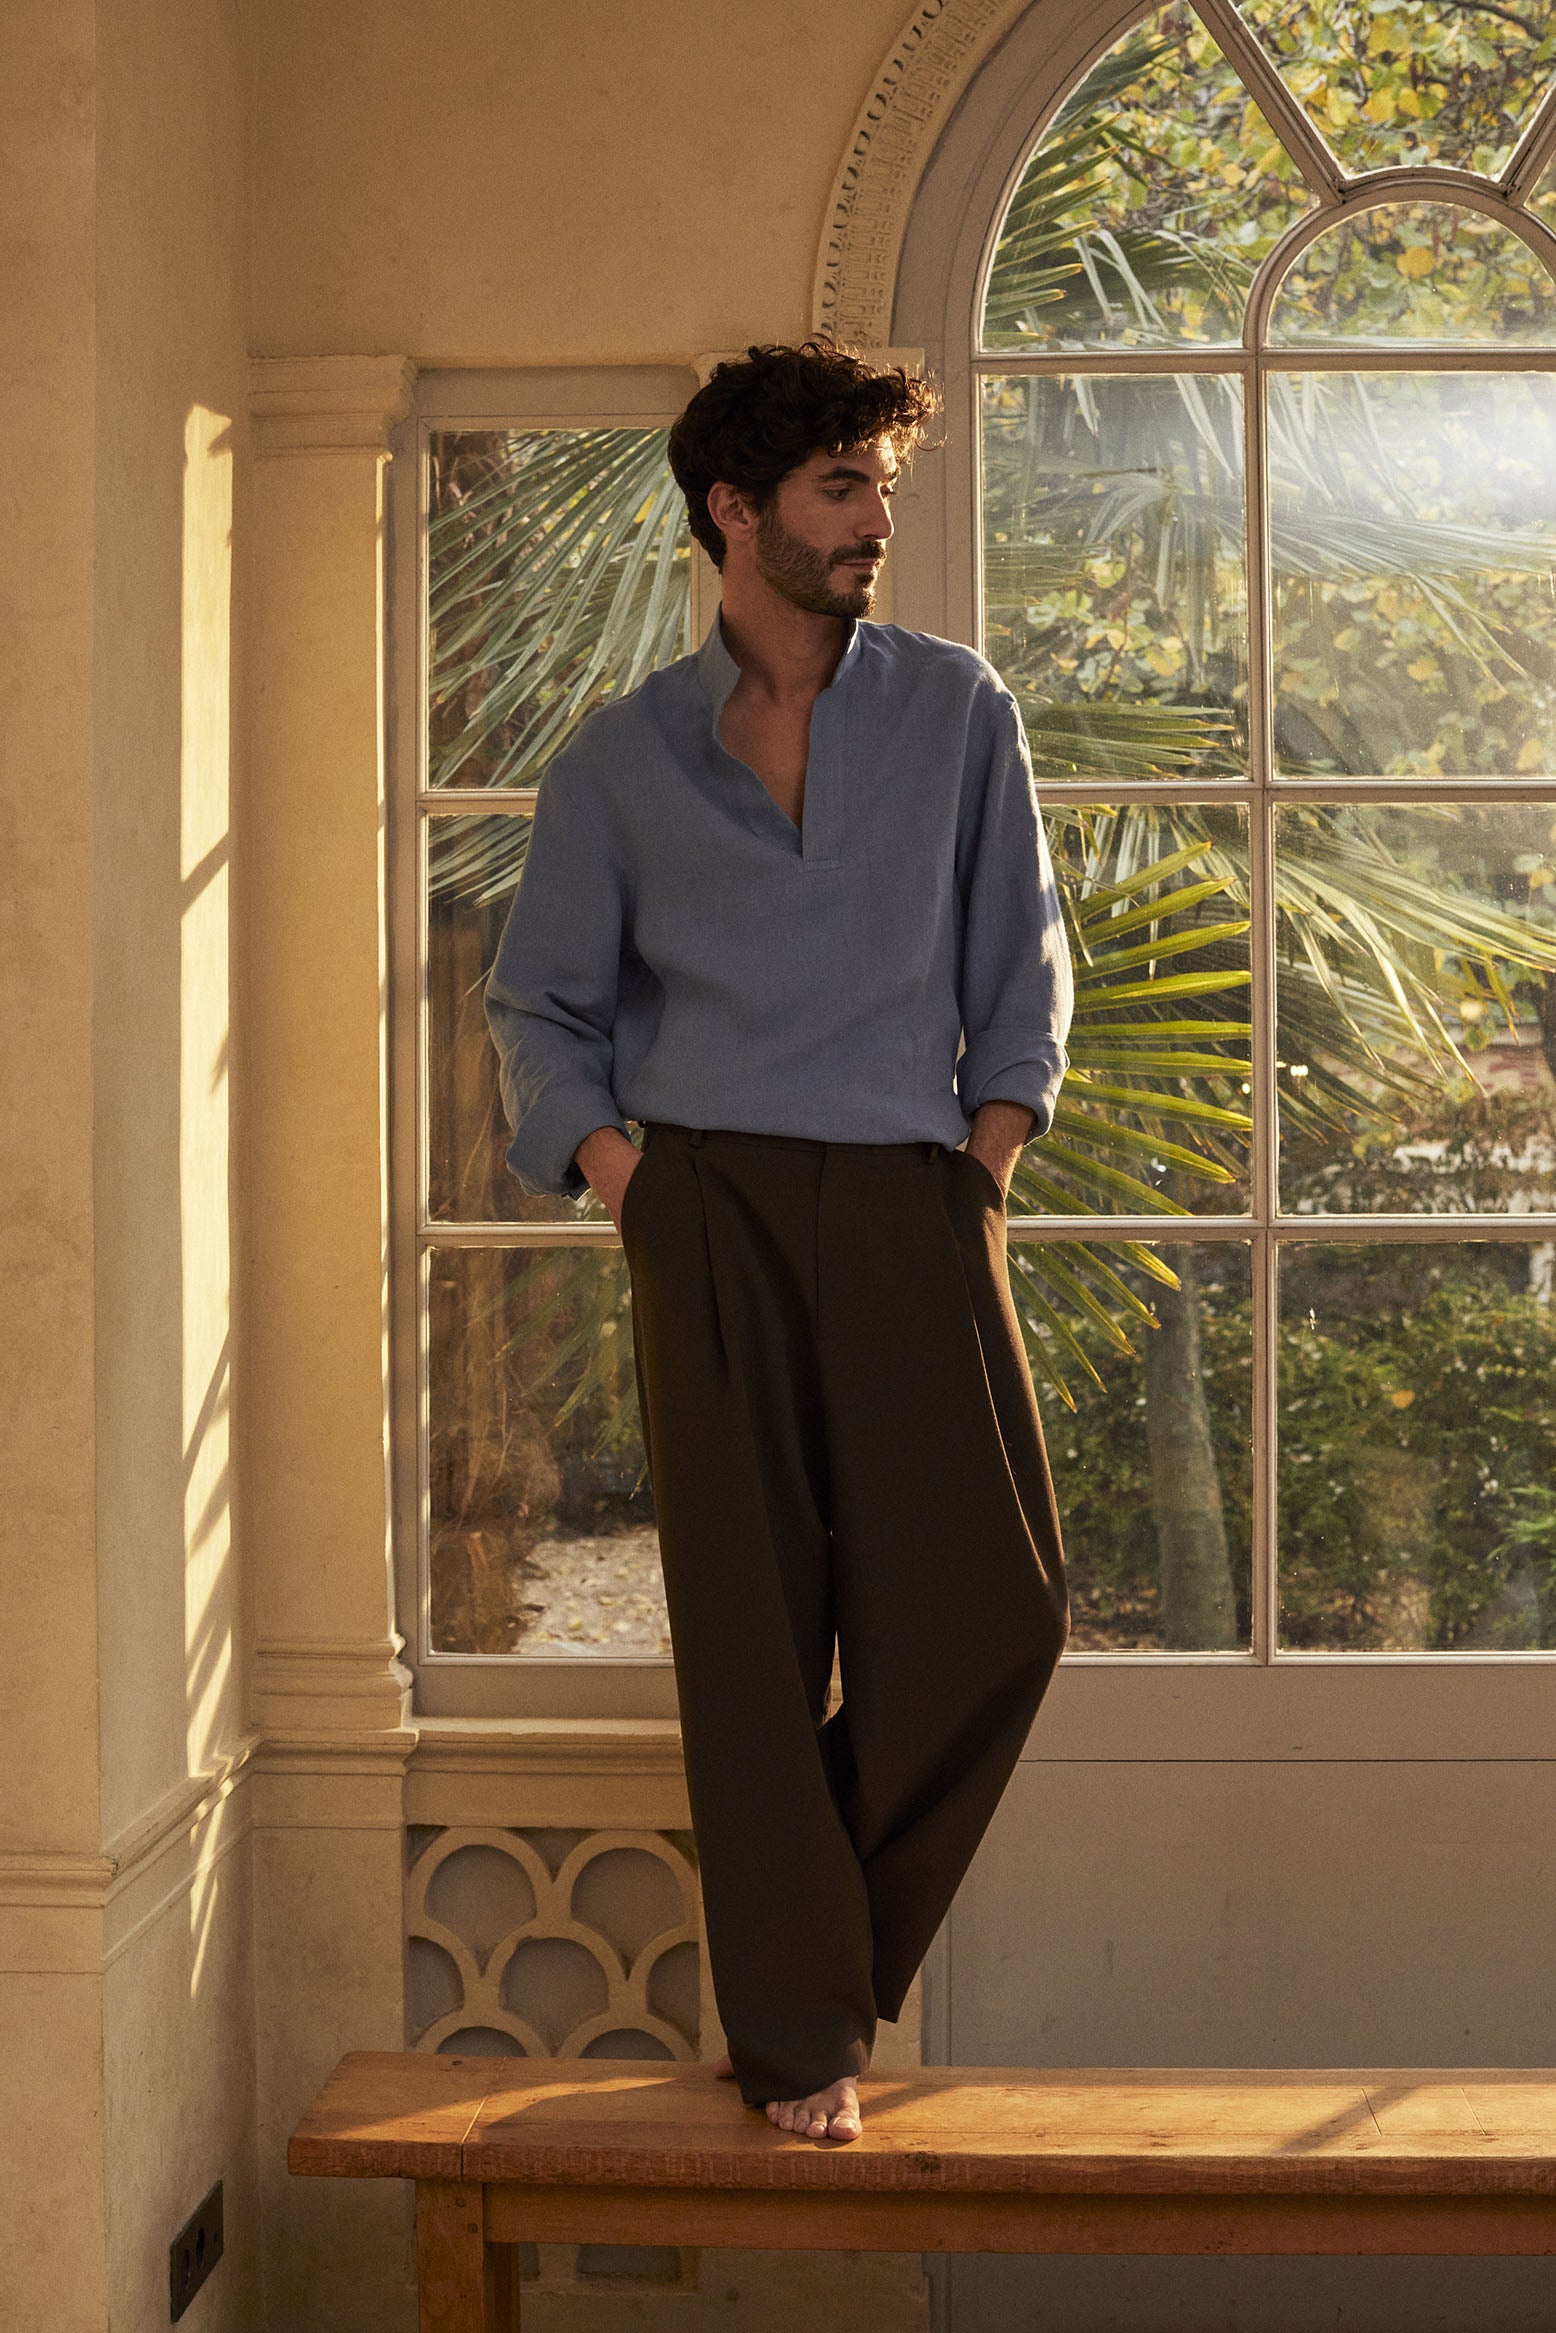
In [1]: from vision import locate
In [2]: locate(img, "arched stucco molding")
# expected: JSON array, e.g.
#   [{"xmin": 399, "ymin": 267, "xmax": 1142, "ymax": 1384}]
[{"xmin": 811, "ymin": 0, "xmax": 1037, "ymax": 347}]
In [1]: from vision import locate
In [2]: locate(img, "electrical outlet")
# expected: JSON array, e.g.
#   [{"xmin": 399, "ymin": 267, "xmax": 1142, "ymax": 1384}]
[{"xmin": 169, "ymin": 2181, "xmax": 223, "ymax": 2322}]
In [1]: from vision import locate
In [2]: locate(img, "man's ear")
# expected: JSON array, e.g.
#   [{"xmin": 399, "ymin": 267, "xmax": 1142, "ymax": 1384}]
[{"xmin": 704, "ymin": 475, "xmax": 755, "ymax": 543}]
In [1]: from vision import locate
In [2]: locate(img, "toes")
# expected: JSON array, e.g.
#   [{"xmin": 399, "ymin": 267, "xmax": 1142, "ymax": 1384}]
[{"xmin": 764, "ymin": 2085, "xmax": 863, "ymax": 2141}]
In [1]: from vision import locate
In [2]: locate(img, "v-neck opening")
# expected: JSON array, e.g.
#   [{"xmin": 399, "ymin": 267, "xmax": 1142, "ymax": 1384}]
[
  {"xmin": 714, "ymin": 715, "xmax": 805, "ymax": 844},
  {"xmin": 700, "ymin": 610, "xmax": 858, "ymax": 870}
]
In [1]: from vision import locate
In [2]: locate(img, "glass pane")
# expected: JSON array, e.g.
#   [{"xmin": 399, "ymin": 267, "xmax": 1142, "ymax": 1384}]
[
  {"xmin": 1277, "ymin": 806, "xmax": 1556, "ymax": 1213},
  {"xmin": 981, "ymin": 2, "xmax": 1310, "ymax": 351},
  {"xmin": 427, "ymin": 427, "xmax": 690, "ymax": 791},
  {"xmin": 1044, "ymin": 805, "xmax": 1252, "ymax": 1217},
  {"xmin": 1269, "ymin": 203, "xmax": 1556, "ymax": 345},
  {"xmin": 1279, "ymin": 1241, "xmax": 1556, "ymax": 1650},
  {"xmin": 1032, "ymin": 1240, "xmax": 1252, "ymax": 1649},
  {"xmin": 1239, "ymin": 0, "xmax": 1556, "ymax": 180},
  {"xmin": 427, "ymin": 1245, "xmax": 667, "ymax": 1658},
  {"xmin": 1269, "ymin": 371, "xmax": 1556, "ymax": 778},
  {"xmin": 982, "ymin": 373, "xmax": 1247, "ymax": 779},
  {"xmin": 427, "ymin": 813, "xmax": 615, "ymax": 1225}
]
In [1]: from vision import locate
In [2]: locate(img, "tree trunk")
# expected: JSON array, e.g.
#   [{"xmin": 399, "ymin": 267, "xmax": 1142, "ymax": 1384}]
[{"xmin": 1143, "ymin": 1244, "xmax": 1237, "ymax": 1648}]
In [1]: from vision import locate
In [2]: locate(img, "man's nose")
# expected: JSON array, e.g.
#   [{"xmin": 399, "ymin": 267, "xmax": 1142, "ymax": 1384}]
[{"xmin": 860, "ymin": 502, "xmax": 893, "ymax": 549}]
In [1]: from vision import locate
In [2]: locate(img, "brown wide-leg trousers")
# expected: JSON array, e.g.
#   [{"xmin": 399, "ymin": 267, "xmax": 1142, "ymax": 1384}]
[{"xmin": 620, "ymin": 1119, "xmax": 1068, "ymax": 2109}]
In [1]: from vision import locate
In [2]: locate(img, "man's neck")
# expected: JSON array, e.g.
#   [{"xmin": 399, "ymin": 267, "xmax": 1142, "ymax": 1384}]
[{"xmin": 716, "ymin": 591, "xmax": 852, "ymax": 705}]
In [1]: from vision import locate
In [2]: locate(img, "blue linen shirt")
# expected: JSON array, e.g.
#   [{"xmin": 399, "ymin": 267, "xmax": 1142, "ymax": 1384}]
[{"xmin": 484, "ymin": 609, "xmax": 1074, "ymax": 1200}]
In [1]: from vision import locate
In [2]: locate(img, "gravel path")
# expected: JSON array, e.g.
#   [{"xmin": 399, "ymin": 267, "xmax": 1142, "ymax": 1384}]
[{"xmin": 520, "ymin": 1524, "xmax": 673, "ymax": 1657}]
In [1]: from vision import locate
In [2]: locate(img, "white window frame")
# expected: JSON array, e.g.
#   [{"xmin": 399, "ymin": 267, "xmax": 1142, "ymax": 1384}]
[{"xmin": 388, "ymin": 366, "xmax": 702, "ymax": 1720}]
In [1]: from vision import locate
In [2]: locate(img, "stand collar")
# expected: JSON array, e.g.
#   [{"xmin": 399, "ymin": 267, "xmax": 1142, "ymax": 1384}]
[{"xmin": 696, "ymin": 605, "xmax": 863, "ymax": 718}]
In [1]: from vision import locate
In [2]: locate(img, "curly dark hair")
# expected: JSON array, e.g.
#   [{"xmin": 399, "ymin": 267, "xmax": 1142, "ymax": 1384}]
[{"xmin": 667, "ymin": 337, "xmax": 944, "ymax": 569}]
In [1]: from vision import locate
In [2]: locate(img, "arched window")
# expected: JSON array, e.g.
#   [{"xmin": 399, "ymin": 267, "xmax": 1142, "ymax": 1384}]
[{"xmin": 967, "ymin": 0, "xmax": 1556, "ymax": 1655}]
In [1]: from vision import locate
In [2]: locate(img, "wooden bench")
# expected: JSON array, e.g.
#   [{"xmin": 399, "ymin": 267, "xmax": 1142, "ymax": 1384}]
[{"xmin": 289, "ymin": 2052, "xmax": 1556, "ymax": 2329}]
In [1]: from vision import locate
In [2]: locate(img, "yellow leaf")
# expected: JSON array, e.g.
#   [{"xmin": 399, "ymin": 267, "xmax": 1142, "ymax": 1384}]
[
  {"xmin": 1406, "ymin": 657, "xmax": 1437, "ymax": 680},
  {"xmin": 1363, "ymin": 89, "xmax": 1396, "ymax": 123},
  {"xmin": 1516, "ymin": 736, "xmax": 1547, "ymax": 771},
  {"xmin": 1397, "ymin": 245, "xmax": 1435, "ymax": 277},
  {"xmin": 1387, "ymin": 1389, "xmax": 1416, "ymax": 1409},
  {"xmin": 1397, "ymin": 84, "xmax": 1423, "ymax": 117}
]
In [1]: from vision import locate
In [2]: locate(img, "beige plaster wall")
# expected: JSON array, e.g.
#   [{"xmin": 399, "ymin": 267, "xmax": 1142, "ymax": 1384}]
[
  {"xmin": 95, "ymin": 0, "xmax": 249, "ymax": 1842},
  {"xmin": 92, "ymin": 0, "xmax": 259, "ymax": 2310},
  {"xmin": 101, "ymin": 1790, "xmax": 259, "ymax": 2333},
  {"xmin": 1, "ymin": 6, "xmax": 110, "ymax": 2327},
  {"xmin": 0, "ymin": 0, "xmax": 101, "ymax": 1867},
  {"xmin": 245, "ymin": 0, "xmax": 911, "ymax": 364},
  {"xmin": 3, "ymin": 0, "xmax": 258, "ymax": 2325}
]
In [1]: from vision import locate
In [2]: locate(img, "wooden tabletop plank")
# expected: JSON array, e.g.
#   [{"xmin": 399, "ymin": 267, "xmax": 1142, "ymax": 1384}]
[
  {"xmin": 291, "ymin": 2056, "xmax": 1556, "ymax": 2198},
  {"xmin": 287, "ymin": 2051, "xmax": 497, "ymax": 2178},
  {"xmin": 459, "ymin": 2063, "xmax": 1556, "ymax": 2197}
]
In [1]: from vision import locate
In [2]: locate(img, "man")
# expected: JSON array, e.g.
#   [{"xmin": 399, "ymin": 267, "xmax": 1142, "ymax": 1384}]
[{"xmin": 485, "ymin": 339, "xmax": 1071, "ymax": 2143}]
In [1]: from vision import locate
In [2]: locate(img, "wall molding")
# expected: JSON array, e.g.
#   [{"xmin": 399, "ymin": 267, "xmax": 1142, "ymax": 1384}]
[
  {"xmin": 251, "ymin": 1635, "xmax": 416, "ymax": 1753},
  {"xmin": 811, "ymin": 0, "xmax": 1033, "ymax": 345},
  {"xmin": 0, "ymin": 1850, "xmax": 118, "ymax": 1911},
  {"xmin": 250, "ymin": 353, "xmax": 418, "ymax": 452},
  {"xmin": 0, "ymin": 1734, "xmax": 261, "ymax": 1914},
  {"xmin": 407, "ymin": 1717, "xmax": 691, "ymax": 1830},
  {"xmin": 409, "ymin": 1716, "xmax": 685, "ymax": 1778}
]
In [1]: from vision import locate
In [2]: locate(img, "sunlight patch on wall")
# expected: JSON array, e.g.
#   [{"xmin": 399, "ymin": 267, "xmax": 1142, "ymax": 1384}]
[{"xmin": 181, "ymin": 402, "xmax": 235, "ymax": 1786}]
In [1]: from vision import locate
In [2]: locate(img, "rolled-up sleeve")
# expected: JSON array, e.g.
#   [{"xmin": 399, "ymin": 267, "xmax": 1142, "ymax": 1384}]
[
  {"xmin": 955, "ymin": 683, "xmax": 1074, "ymax": 1137},
  {"xmin": 483, "ymin": 757, "xmax": 630, "ymax": 1199}
]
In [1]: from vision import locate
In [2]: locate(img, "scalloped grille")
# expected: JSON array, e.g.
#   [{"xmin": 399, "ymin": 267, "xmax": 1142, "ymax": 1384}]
[{"xmin": 404, "ymin": 1824, "xmax": 703, "ymax": 2295}]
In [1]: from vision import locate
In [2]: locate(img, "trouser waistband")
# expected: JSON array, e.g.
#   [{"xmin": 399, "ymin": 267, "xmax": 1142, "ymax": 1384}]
[{"xmin": 640, "ymin": 1119, "xmax": 944, "ymax": 1161}]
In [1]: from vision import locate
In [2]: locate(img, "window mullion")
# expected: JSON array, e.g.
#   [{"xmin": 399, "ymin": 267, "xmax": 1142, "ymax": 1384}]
[
  {"xmin": 1502, "ymin": 73, "xmax": 1556, "ymax": 204},
  {"xmin": 1191, "ymin": 0, "xmax": 1347, "ymax": 206},
  {"xmin": 1246, "ymin": 336, "xmax": 1278, "ymax": 1663}
]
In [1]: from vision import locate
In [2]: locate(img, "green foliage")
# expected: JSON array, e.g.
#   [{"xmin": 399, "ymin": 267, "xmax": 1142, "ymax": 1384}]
[
  {"xmin": 1277, "ymin": 1246, "xmax": 1556, "ymax": 1648},
  {"xmin": 1050, "ymin": 1240, "xmax": 1556, "ymax": 1653},
  {"xmin": 983, "ymin": 4, "xmax": 1310, "ymax": 350},
  {"xmin": 1041, "ymin": 1244, "xmax": 1254, "ymax": 1647},
  {"xmin": 1269, "ymin": 375, "xmax": 1556, "ymax": 780},
  {"xmin": 1282, "ymin": 1054, "xmax": 1556, "ymax": 1213},
  {"xmin": 1274, "ymin": 203, "xmax": 1556, "ymax": 344},
  {"xmin": 983, "ymin": 373, "xmax": 1250, "ymax": 775},
  {"xmin": 427, "ymin": 427, "xmax": 690, "ymax": 905},
  {"xmin": 1241, "ymin": 0, "xmax": 1556, "ymax": 179}
]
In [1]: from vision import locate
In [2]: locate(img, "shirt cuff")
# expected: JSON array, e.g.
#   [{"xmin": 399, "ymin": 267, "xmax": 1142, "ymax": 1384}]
[
  {"xmin": 505, "ymin": 1083, "xmax": 629, "ymax": 1200},
  {"xmin": 957, "ymin": 1032, "xmax": 1068, "ymax": 1139}
]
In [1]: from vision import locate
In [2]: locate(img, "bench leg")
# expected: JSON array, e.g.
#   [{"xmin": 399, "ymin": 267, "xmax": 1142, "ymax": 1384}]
[{"xmin": 415, "ymin": 2180, "xmax": 513, "ymax": 2330}]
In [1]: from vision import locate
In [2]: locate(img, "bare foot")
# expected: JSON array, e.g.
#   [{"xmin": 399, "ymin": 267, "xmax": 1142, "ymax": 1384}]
[
  {"xmin": 712, "ymin": 2053, "xmax": 736, "ymax": 2079},
  {"xmin": 765, "ymin": 2076, "xmax": 862, "ymax": 2143}
]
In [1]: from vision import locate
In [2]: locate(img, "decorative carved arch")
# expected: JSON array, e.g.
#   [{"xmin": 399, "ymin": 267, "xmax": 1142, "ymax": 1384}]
[{"xmin": 811, "ymin": 0, "xmax": 1036, "ymax": 346}]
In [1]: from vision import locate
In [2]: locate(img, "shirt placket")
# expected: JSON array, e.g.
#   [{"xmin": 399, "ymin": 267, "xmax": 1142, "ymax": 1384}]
[{"xmin": 799, "ymin": 685, "xmax": 846, "ymax": 872}]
